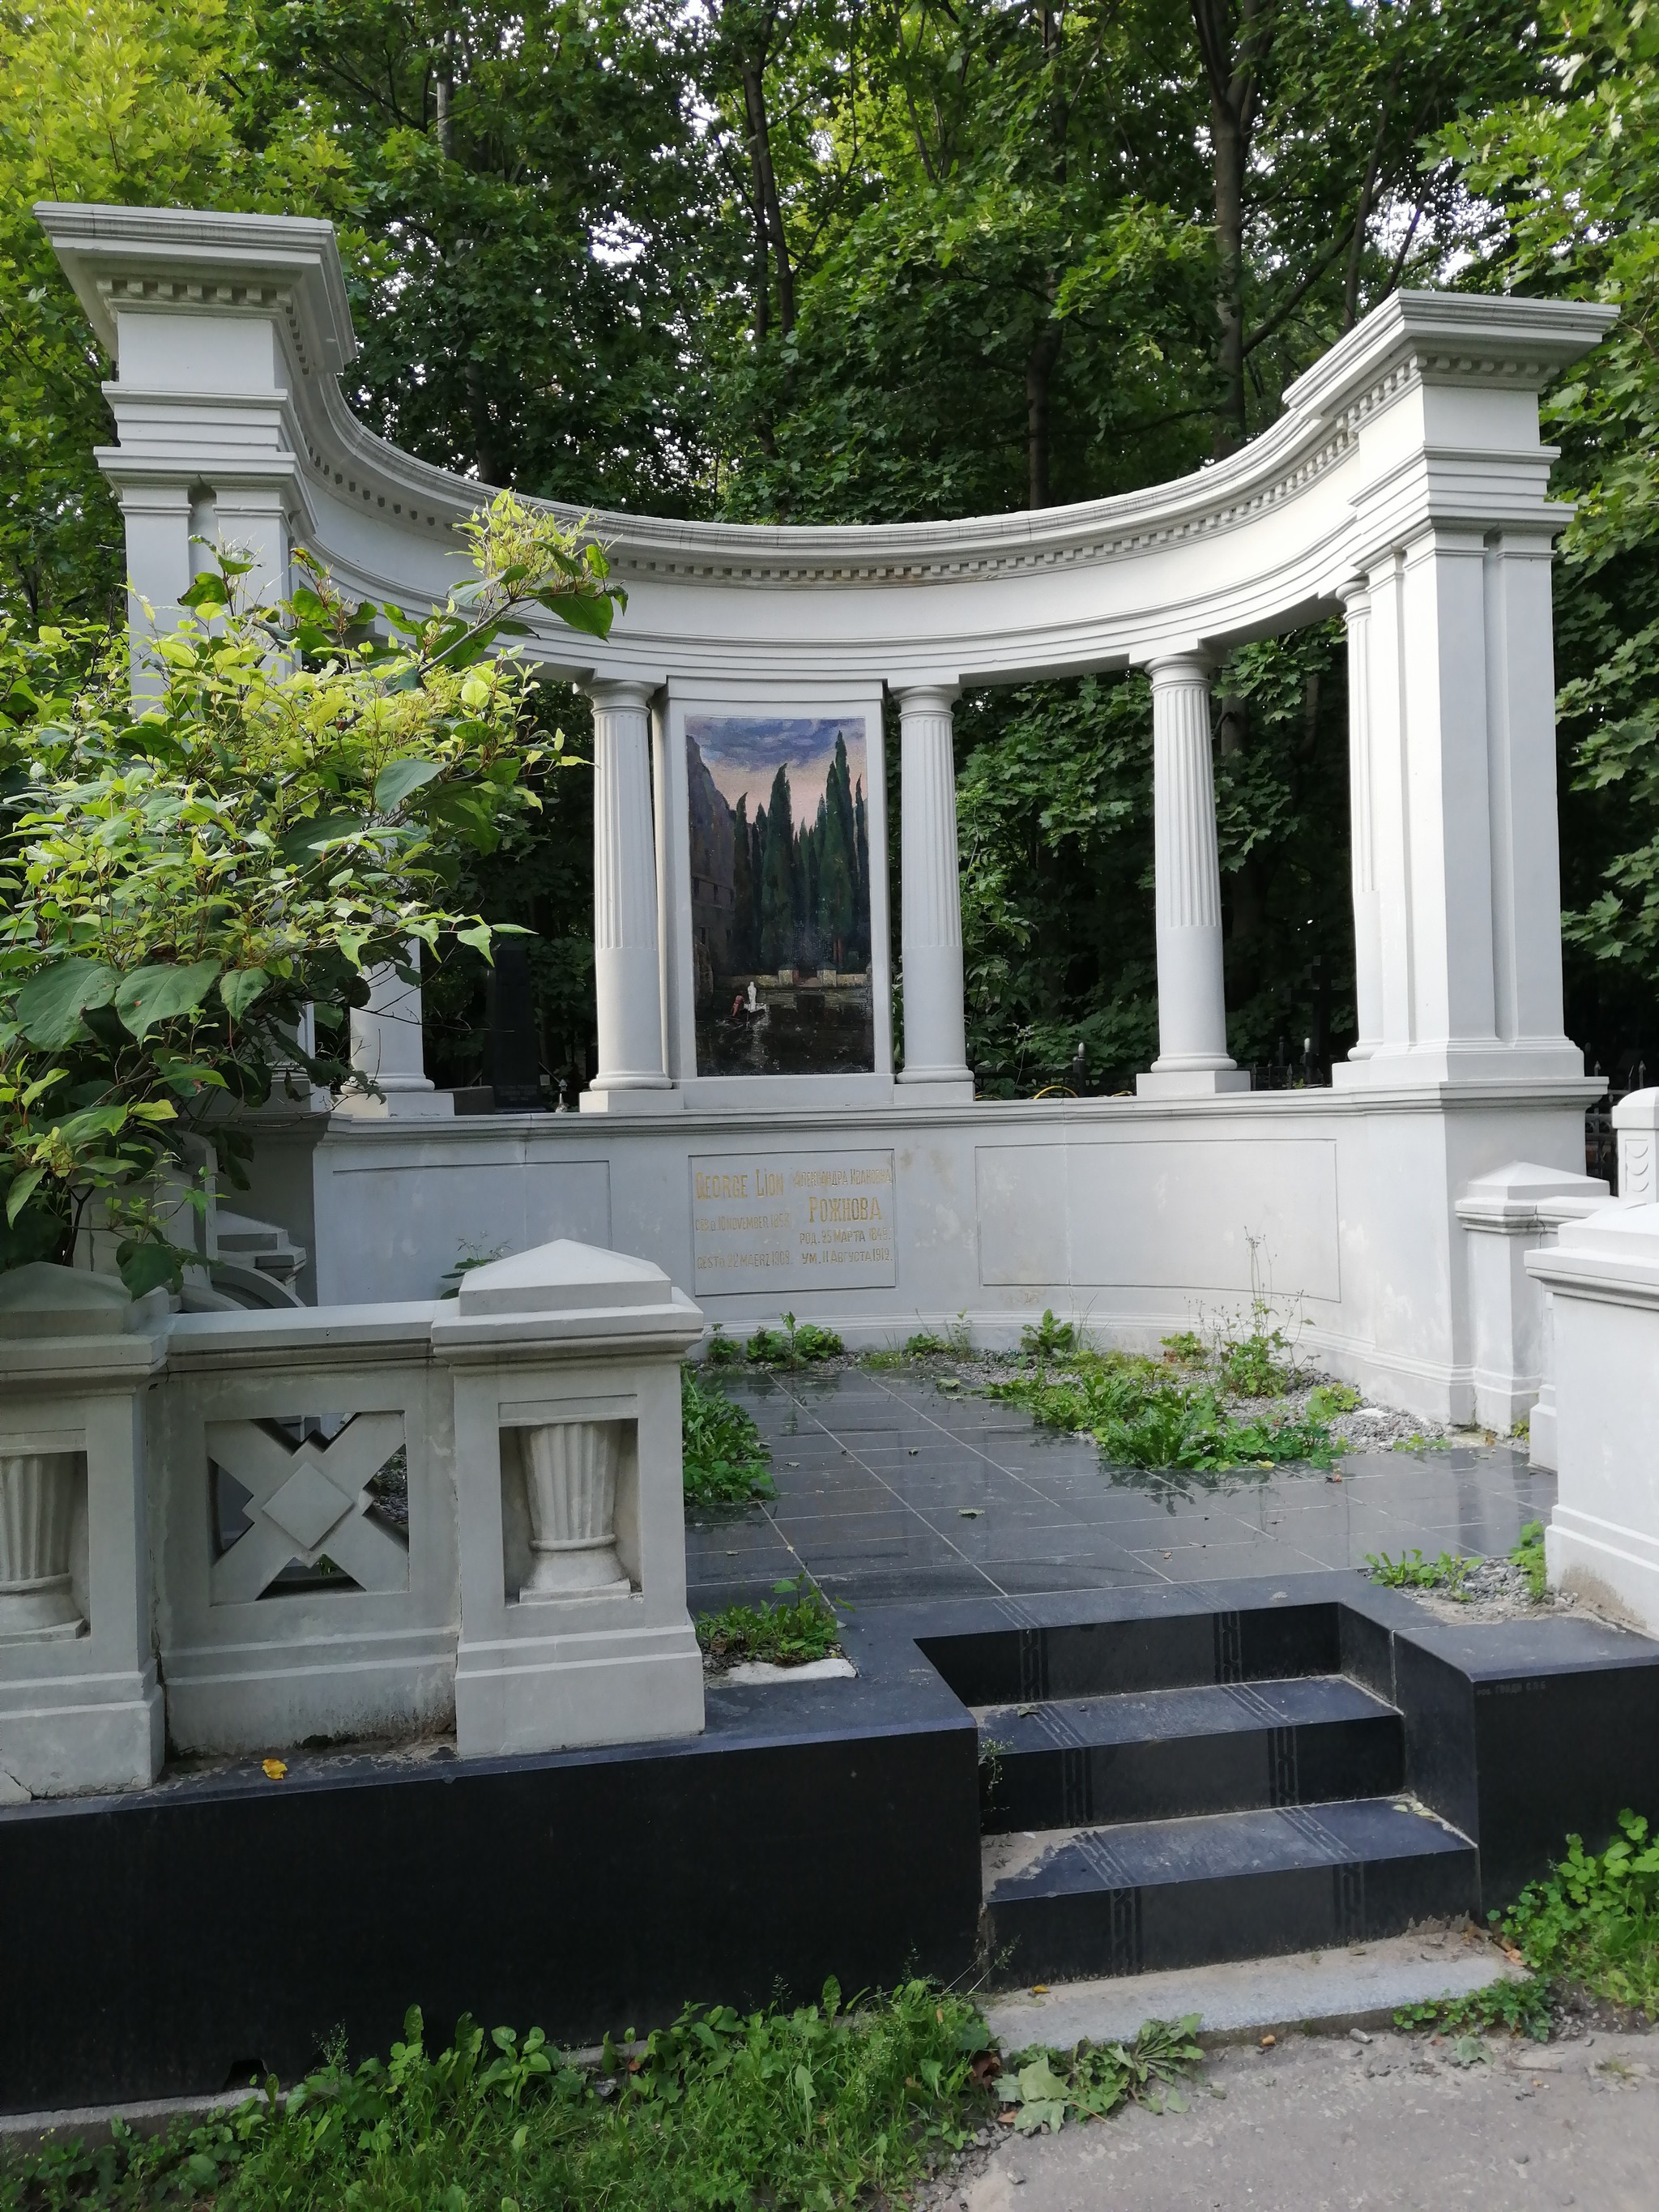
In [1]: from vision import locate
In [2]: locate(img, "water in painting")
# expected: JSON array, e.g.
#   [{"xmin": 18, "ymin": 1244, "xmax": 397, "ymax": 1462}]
[{"xmin": 685, "ymin": 714, "xmax": 876, "ymax": 1077}]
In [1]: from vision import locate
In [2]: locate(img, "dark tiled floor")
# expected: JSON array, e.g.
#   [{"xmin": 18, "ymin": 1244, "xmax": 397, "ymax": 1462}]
[{"xmin": 684, "ymin": 1369, "xmax": 1557, "ymax": 1615}]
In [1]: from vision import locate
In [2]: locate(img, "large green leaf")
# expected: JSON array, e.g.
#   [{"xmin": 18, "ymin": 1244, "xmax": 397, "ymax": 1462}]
[
  {"xmin": 116, "ymin": 1238, "xmax": 184, "ymax": 1298},
  {"xmin": 14, "ymin": 959, "xmax": 119, "ymax": 1048},
  {"xmin": 373, "ymin": 757, "xmax": 443, "ymax": 813},
  {"xmin": 113, "ymin": 959, "xmax": 222, "ymax": 1040},
  {"xmin": 279, "ymin": 813, "xmax": 369, "ymax": 864},
  {"xmin": 535, "ymin": 586, "xmax": 616, "ymax": 638},
  {"xmin": 218, "ymin": 967, "xmax": 269, "ymax": 1020}
]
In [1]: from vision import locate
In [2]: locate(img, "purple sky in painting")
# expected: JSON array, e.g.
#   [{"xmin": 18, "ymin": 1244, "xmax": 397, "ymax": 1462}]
[{"xmin": 686, "ymin": 714, "xmax": 866, "ymax": 820}]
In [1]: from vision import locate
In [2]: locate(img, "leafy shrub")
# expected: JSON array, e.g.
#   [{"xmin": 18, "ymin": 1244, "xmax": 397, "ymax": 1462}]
[
  {"xmin": 747, "ymin": 1313, "xmax": 844, "ymax": 1365},
  {"xmin": 697, "ymin": 1574, "xmax": 842, "ymax": 1666},
  {"xmin": 1398, "ymin": 1808, "xmax": 1659, "ymax": 2039},
  {"xmin": 1219, "ymin": 1324, "xmax": 1294, "ymax": 1396},
  {"xmin": 989, "ymin": 1367, "xmax": 1337, "ymax": 1473},
  {"xmin": 1, "ymin": 1984, "xmax": 992, "ymax": 2210},
  {"xmin": 703, "ymin": 1323, "xmax": 743, "ymax": 1368},
  {"xmin": 1395, "ymin": 1975, "xmax": 1553, "ymax": 2043},
  {"xmin": 682, "ymin": 1368, "xmax": 774, "ymax": 1505},
  {"xmin": 904, "ymin": 1330, "xmax": 951, "ymax": 1356},
  {"xmin": 1512, "ymin": 1518, "xmax": 1548, "ymax": 1600},
  {"xmin": 1306, "ymin": 1381, "xmax": 1361, "ymax": 1418},
  {"xmin": 1160, "ymin": 1330, "xmax": 1207, "ymax": 1367},
  {"xmin": 1019, "ymin": 1308, "xmax": 1078, "ymax": 1362},
  {"xmin": 1503, "ymin": 1809, "xmax": 1659, "ymax": 2017},
  {"xmin": 1000, "ymin": 2017, "xmax": 1202, "ymax": 2132},
  {"xmin": 1366, "ymin": 1548, "xmax": 1473, "ymax": 1596},
  {"xmin": 0, "ymin": 496, "xmax": 618, "ymax": 1290}
]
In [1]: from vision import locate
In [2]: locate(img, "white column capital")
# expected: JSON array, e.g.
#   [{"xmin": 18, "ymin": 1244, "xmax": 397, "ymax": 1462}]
[
  {"xmin": 889, "ymin": 681, "xmax": 961, "ymax": 716},
  {"xmin": 585, "ymin": 677, "xmax": 657, "ymax": 718},
  {"xmin": 1145, "ymin": 651, "xmax": 1214, "ymax": 690},
  {"xmin": 1337, "ymin": 575, "xmax": 1371, "ymax": 614}
]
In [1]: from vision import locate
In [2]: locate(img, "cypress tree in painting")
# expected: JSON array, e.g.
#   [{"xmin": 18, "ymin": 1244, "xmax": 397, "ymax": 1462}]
[
  {"xmin": 815, "ymin": 732, "xmax": 859, "ymax": 967},
  {"xmin": 731, "ymin": 794, "xmax": 755, "ymax": 969},
  {"xmin": 760, "ymin": 764, "xmax": 796, "ymax": 969}
]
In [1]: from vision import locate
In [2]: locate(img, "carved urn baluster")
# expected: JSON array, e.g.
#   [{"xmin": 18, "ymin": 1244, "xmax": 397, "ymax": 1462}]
[
  {"xmin": 519, "ymin": 1423, "xmax": 629, "ymax": 1599},
  {"xmin": 0, "ymin": 1451, "xmax": 83, "ymax": 1638}
]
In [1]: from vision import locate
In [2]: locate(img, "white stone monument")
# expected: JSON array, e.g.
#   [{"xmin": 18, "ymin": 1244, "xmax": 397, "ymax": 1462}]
[{"xmin": 30, "ymin": 199, "xmax": 1622, "ymax": 1420}]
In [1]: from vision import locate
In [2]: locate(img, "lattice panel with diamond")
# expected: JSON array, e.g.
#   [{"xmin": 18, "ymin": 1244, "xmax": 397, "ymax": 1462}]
[{"xmin": 206, "ymin": 1414, "xmax": 410, "ymax": 1603}]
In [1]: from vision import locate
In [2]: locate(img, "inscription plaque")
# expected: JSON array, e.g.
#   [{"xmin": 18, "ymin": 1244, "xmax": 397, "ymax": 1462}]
[{"xmin": 690, "ymin": 1149, "xmax": 896, "ymax": 1294}]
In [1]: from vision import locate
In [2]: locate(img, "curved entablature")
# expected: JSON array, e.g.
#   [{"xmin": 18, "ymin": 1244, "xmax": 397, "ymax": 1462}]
[
  {"xmin": 36, "ymin": 199, "xmax": 1612, "ymax": 691},
  {"xmin": 33, "ymin": 199, "xmax": 1620, "ymax": 1113}
]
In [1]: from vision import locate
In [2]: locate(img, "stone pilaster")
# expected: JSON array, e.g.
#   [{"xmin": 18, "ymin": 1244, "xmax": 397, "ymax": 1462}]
[
  {"xmin": 893, "ymin": 686, "xmax": 973, "ymax": 1100},
  {"xmin": 1137, "ymin": 655, "xmax": 1248, "ymax": 1097},
  {"xmin": 1341, "ymin": 580, "xmax": 1384, "ymax": 1062},
  {"xmin": 582, "ymin": 679, "xmax": 671, "ymax": 1112}
]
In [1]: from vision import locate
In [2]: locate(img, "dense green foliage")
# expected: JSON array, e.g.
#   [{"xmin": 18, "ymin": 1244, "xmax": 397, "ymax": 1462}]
[
  {"xmin": 1503, "ymin": 1808, "xmax": 1659, "ymax": 2017},
  {"xmin": 0, "ymin": 495, "xmax": 614, "ymax": 1283},
  {"xmin": 697, "ymin": 1573, "xmax": 844, "ymax": 1667},
  {"xmin": 1399, "ymin": 1805, "xmax": 1659, "ymax": 2038},
  {"xmin": 990, "ymin": 1358, "xmax": 1341, "ymax": 1473},
  {"xmin": 744, "ymin": 1314, "xmax": 846, "ymax": 1366},
  {"xmin": 6, "ymin": 0, "xmax": 1659, "ymax": 1081},
  {"xmin": 681, "ymin": 1367, "xmax": 776, "ymax": 1505},
  {"xmin": 0, "ymin": 1993, "xmax": 1209, "ymax": 2206},
  {"xmin": 0, "ymin": 1986, "xmax": 995, "ymax": 2209}
]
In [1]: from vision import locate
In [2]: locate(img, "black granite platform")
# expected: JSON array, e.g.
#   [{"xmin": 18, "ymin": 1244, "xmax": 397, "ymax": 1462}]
[
  {"xmin": 1, "ymin": 1377, "xmax": 1648, "ymax": 2116},
  {"xmin": 686, "ymin": 1368, "xmax": 1558, "ymax": 1612}
]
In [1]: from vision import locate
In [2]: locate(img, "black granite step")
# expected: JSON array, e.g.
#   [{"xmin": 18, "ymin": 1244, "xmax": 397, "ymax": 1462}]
[
  {"xmin": 983, "ymin": 1796, "xmax": 1478, "ymax": 1984},
  {"xmin": 923, "ymin": 1599, "xmax": 1345, "ymax": 1708},
  {"xmin": 979, "ymin": 1675, "xmax": 1403, "ymax": 1831}
]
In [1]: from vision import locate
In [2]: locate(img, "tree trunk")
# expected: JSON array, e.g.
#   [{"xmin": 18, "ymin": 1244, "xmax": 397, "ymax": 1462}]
[
  {"xmin": 433, "ymin": 49, "xmax": 499, "ymax": 485},
  {"xmin": 1210, "ymin": 97, "xmax": 1247, "ymax": 455},
  {"xmin": 742, "ymin": 58, "xmax": 794, "ymax": 335},
  {"xmin": 1191, "ymin": 0, "xmax": 1274, "ymax": 459},
  {"xmin": 1026, "ymin": 314, "xmax": 1063, "ymax": 510}
]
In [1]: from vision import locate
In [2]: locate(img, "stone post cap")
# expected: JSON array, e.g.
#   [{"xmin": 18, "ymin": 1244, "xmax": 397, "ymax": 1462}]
[
  {"xmin": 1455, "ymin": 1160, "xmax": 1610, "ymax": 1229},
  {"xmin": 0, "ymin": 1262, "xmax": 161, "ymax": 1339},
  {"xmin": 1612, "ymin": 1087, "xmax": 1659, "ymax": 1131},
  {"xmin": 454, "ymin": 1239, "xmax": 673, "ymax": 1317},
  {"xmin": 1554, "ymin": 1202, "xmax": 1659, "ymax": 1266}
]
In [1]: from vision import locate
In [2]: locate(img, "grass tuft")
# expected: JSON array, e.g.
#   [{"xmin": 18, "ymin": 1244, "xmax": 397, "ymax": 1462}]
[
  {"xmin": 989, "ymin": 1360, "xmax": 1339, "ymax": 1473},
  {"xmin": 697, "ymin": 1574, "xmax": 843, "ymax": 1667},
  {"xmin": 2, "ymin": 1984, "xmax": 996, "ymax": 2210},
  {"xmin": 682, "ymin": 1368, "xmax": 774, "ymax": 1505},
  {"xmin": 1512, "ymin": 1518, "xmax": 1548, "ymax": 1601}
]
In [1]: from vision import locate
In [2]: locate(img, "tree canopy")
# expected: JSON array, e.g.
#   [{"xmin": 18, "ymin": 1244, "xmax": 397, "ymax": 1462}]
[{"xmin": 3, "ymin": 0, "xmax": 1654, "ymax": 1092}]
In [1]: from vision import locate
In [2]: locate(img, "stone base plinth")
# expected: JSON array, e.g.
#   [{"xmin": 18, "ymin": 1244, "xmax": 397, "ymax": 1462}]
[
  {"xmin": 1548, "ymin": 1509, "xmax": 1659, "ymax": 1639},
  {"xmin": 454, "ymin": 1621, "xmax": 704, "ymax": 1755},
  {"xmin": 0, "ymin": 1667, "xmax": 163, "ymax": 1796},
  {"xmin": 1136, "ymin": 1068, "xmax": 1252, "ymax": 1098}
]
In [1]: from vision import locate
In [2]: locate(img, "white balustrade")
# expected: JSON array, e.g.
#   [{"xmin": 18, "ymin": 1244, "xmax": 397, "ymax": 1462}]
[{"xmin": 0, "ymin": 1239, "xmax": 703, "ymax": 1793}]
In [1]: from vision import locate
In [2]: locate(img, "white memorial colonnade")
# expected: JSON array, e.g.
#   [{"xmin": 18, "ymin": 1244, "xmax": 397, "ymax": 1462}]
[{"xmin": 36, "ymin": 202, "xmax": 1620, "ymax": 1423}]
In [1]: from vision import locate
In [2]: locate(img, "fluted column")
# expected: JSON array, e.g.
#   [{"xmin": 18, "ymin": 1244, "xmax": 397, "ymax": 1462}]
[
  {"xmin": 1137, "ymin": 655, "xmax": 1249, "ymax": 1098},
  {"xmin": 894, "ymin": 685, "xmax": 973, "ymax": 1100},
  {"xmin": 1341, "ymin": 580, "xmax": 1384, "ymax": 1062},
  {"xmin": 336, "ymin": 940, "xmax": 454, "ymax": 1119},
  {"xmin": 582, "ymin": 678, "xmax": 671, "ymax": 1111}
]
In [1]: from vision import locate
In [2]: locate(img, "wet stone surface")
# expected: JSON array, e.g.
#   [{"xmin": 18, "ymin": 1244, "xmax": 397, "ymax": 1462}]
[{"xmin": 683, "ymin": 1365, "xmax": 1558, "ymax": 1617}]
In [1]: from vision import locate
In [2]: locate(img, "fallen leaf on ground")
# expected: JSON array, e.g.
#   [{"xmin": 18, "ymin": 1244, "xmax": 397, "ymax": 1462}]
[{"xmin": 262, "ymin": 1758, "xmax": 288, "ymax": 1781}]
